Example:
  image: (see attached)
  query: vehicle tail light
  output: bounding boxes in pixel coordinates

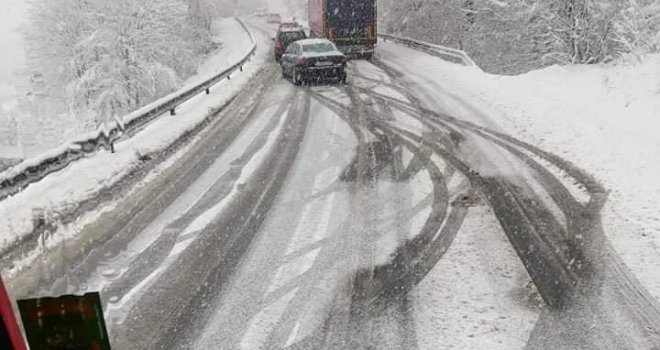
[296,57,308,66]
[340,56,347,64]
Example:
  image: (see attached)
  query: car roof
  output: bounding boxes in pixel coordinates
[293,39,343,57]
[295,39,334,45]
[279,27,304,33]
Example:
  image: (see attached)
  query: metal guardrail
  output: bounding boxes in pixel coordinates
[0,18,257,202]
[378,33,479,68]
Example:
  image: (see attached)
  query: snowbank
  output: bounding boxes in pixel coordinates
[472,55,660,301]
[0,18,266,255]
[383,42,660,301]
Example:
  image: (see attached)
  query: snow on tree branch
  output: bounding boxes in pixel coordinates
[23,0,218,129]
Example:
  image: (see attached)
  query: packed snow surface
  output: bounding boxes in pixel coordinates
[379,41,660,302]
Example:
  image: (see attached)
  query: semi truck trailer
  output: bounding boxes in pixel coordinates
[308,0,377,59]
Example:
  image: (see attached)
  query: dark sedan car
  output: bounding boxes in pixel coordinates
[280,39,347,85]
[273,27,306,62]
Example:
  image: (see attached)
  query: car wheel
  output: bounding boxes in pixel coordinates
[338,70,347,85]
[293,68,303,86]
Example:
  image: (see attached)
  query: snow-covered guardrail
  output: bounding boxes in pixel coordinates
[0,18,257,202]
[378,33,479,68]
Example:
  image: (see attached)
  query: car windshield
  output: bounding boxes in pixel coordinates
[278,31,305,45]
[2,0,660,349]
[302,42,335,53]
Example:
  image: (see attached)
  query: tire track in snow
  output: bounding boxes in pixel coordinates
[297,79,469,349]
[144,88,312,350]
[366,57,660,349]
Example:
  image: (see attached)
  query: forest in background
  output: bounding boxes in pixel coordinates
[21,0,222,132]
[379,0,660,74]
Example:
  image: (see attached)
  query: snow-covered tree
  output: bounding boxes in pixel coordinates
[380,0,544,73]
[612,0,660,61]
[23,0,96,103]
[380,0,465,48]
[67,0,189,123]
[23,0,217,128]
[381,0,660,72]
[533,0,624,64]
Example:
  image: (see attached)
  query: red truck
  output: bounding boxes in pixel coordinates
[308,0,377,59]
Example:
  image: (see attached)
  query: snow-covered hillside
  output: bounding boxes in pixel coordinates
[0,17,264,266]
[383,44,660,300]
[471,54,660,301]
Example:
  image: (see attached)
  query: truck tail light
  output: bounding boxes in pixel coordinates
[367,25,374,39]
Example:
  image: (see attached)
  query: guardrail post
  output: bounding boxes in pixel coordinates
[170,108,176,116]
[206,88,210,94]
[240,66,243,72]
[110,141,115,153]
[227,75,231,81]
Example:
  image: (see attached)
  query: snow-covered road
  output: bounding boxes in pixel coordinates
[2,15,660,350]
